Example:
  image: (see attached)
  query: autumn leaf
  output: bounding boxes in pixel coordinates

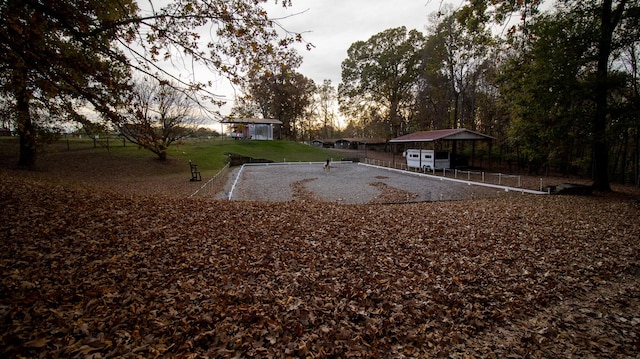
[1,158,640,358]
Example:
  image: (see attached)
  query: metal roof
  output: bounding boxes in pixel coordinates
[220,118,283,125]
[313,138,387,144]
[336,138,387,144]
[389,128,495,143]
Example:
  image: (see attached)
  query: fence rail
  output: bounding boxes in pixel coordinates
[363,158,535,191]
[188,162,230,198]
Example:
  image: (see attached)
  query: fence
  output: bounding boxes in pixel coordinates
[363,157,531,191]
[188,162,230,198]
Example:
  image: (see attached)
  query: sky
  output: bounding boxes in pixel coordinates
[264,0,448,87]
[210,0,459,117]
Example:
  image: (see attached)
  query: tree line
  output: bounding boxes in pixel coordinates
[231,1,639,189]
[1,0,297,166]
[2,1,638,190]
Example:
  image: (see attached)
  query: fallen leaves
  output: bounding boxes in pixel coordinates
[1,170,640,357]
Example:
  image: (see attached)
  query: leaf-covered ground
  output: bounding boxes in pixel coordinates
[1,164,640,358]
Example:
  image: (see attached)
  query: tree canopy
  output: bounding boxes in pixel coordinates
[459,0,640,189]
[1,0,135,165]
[1,0,297,166]
[119,78,199,160]
[498,8,596,174]
[339,27,425,139]
[233,49,312,139]
[3,0,639,188]
[336,0,639,188]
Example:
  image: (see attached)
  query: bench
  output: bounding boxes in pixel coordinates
[189,160,201,182]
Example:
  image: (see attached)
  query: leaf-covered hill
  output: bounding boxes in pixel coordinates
[1,169,639,357]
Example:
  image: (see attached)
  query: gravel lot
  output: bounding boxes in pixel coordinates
[217,162,520,204]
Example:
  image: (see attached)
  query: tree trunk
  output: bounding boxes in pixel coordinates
[592,0,625,191]
[620,128,629,183]
[15,68,36,167]
[592,3,610,190]
[390,98,401,138]
[636,128,640,187]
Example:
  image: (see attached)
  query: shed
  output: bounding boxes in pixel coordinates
[334,138,388,150]
[311,139,338,148]
[390,128,495,168]
[390,128,494,143]
[220,118,282,140]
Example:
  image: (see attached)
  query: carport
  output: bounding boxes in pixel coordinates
[389,128,495,169]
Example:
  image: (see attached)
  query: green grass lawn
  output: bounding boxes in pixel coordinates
[177,137,339,170]
[0,136,342,176]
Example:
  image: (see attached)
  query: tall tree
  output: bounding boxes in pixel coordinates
[626,44,640,186]
[428,9,493,130]
[317,80,338,139]
[1,0,135,166]
[413,18,452,131]
[119,79,199,160]
[0,0,297,166]
[462,0,640,190]
[498,8,596,174]
[339,27,425,138]
[307,79,338,139]
[243,50,312,139]
[590,0,635,190]
[608,38,640,184]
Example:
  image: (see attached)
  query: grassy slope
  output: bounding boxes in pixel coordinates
[0,136,338,174]
[0,136,344,198]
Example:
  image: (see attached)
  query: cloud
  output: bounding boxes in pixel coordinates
[202,0,443,116]
[271,0,437,86]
